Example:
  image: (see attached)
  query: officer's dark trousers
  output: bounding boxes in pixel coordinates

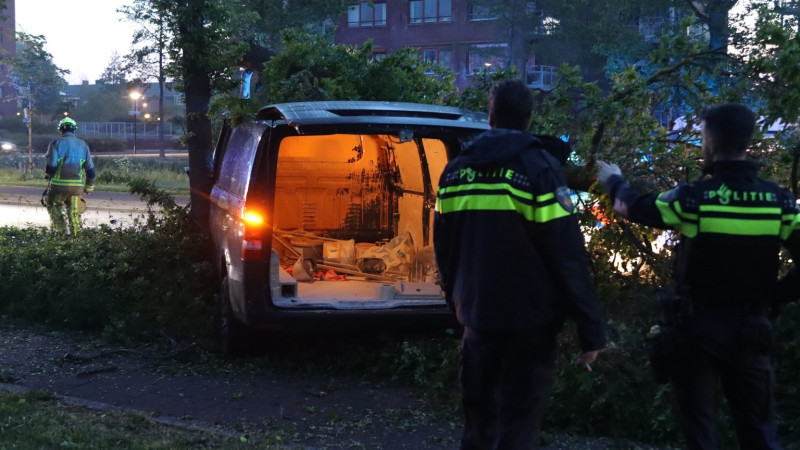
[460,326,558,450]
[668,316,781,450]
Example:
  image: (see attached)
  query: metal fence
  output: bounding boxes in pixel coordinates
[80,122,184,140]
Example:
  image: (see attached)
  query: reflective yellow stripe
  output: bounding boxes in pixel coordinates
[437,183,571,223]
[780,212,800,240]
[437,194,535,221]
[697,205,782,236]
[438,182,533,200]
[51,179,86,187]
[534,192,572,222]
[699,217,781,235]
[700,205,781,215]
[656,196,698,237]
[69,196,81,234]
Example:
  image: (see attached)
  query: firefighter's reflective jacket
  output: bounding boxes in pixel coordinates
[433,129,605,351]
[45,132,96,192]
[604,160,800,313]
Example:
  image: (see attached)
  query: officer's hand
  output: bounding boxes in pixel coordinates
[578,350,599,366]
[84,189,91,195]
[596,160,622,186]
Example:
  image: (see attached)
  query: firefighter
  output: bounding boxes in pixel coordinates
[434,80,605,449]
[44,117,96,234]
[596,103,800,449]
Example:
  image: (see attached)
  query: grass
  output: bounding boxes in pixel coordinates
[0,390,274,449]
[0,152,190,194]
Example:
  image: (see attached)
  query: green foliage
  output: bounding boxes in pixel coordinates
[2,3,800,446]
[83,136,127,153]
[0,390,257,449]
[227,0,348,54]
[212,33,453,129]
[0,153,190,193]
[214,31,457,125]
[5,32,69,118]
[532,0,678,81]
[70,80,134,123]
[0,179,214,344]
[445,68,520,112]
[773,304,800,444]
[372,330,462,403]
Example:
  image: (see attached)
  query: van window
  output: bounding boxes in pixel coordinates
[217,124,262,199]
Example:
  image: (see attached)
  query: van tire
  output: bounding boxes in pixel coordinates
[218,276,249,358]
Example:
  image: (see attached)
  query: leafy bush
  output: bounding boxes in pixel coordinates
[93,157,189,193]
[83,136,126,153]
[0,178,215,344]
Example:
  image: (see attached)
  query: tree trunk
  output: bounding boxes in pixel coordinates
[158,23,166,160]
[792,143,799,197]
[184,65,213,232]
[706,7,729,51]
[176,0,215,233]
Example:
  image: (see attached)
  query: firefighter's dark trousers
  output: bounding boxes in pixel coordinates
[459,326,558,450]
[46,185,85,235]
[668,316,781,450]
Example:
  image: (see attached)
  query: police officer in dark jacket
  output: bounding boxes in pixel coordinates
[597,103,800,450]
[434,80,606,449]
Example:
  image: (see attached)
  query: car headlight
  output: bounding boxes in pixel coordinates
[0,142,14,151]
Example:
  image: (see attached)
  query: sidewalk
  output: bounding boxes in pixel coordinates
[0,322,672,449]
[0,322,462,449]
[0,185,189,228]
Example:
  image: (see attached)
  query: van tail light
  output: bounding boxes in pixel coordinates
[242,210,265,260]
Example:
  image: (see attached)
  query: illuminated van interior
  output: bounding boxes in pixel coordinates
[269,133,449,308]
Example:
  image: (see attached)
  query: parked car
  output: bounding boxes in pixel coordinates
[209,100,488,355]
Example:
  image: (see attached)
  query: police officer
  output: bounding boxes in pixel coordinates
[44,117,96,234]
[597,103,800,449]
[434,80,605,449]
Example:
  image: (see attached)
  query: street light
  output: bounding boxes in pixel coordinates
[129,91,142,155]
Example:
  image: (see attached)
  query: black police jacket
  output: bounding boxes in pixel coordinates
[433,128,605,352]
[604,160,800,314]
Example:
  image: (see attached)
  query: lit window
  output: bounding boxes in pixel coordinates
[410,0,452,24]
[468,44,508,74]
[348,2,387,27]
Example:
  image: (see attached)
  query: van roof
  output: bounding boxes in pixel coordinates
[255,101,489,134]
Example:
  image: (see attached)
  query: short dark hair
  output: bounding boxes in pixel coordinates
[489,80,534,131]
[699,103,756,157]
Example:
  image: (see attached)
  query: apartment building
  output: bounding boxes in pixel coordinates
[334,0,553,90]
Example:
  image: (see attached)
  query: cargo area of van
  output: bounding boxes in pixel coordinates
[267,133,448,309]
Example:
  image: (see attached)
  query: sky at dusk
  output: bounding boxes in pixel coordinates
[16,0,137,85]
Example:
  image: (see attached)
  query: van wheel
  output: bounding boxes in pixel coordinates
[218,276,249,358]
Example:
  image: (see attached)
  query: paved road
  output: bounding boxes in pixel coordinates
[0,185,189,228]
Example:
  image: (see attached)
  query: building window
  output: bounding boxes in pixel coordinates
[421,48,452,72]
[410,0,452,24]
[348,2,387,27]
[468,44,508,74]
[469,5,494,21]
[525,65,557,91]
